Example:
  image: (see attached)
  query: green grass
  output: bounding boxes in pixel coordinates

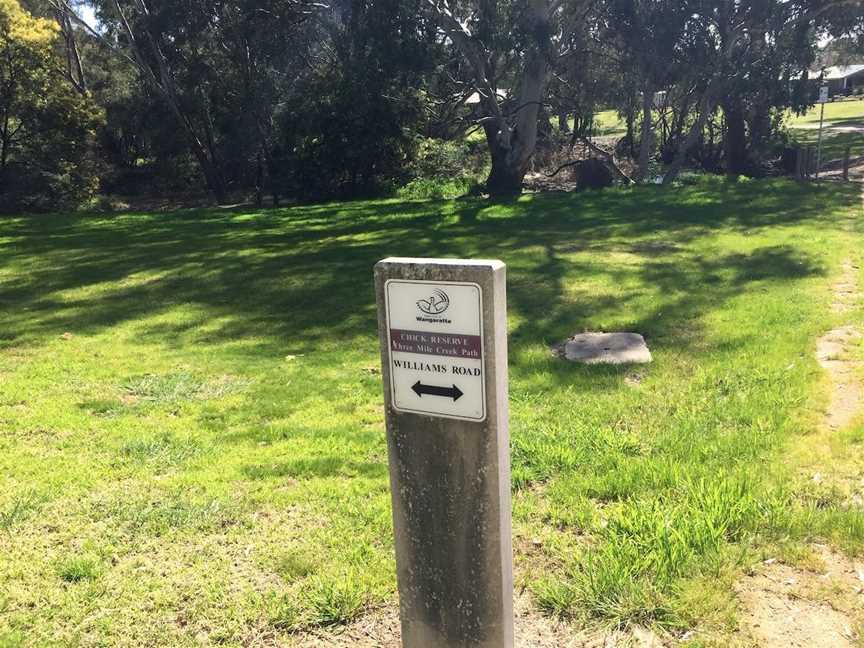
[787,98,864,163]
[0,177,862,645]
[594,108,628,137]
[788,97,864,125]
[558,109,628,138]
[56,556,101,583]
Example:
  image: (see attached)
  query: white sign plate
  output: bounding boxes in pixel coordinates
[818,85,829,104]
[384,279,486,421]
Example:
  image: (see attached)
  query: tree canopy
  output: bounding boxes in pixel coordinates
[1,0,102,209]
[0,0,862,210]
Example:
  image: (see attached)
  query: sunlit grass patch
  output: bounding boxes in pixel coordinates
[273,550,316,582]
[122,371,250,404]
[56,555,101,583]
[266,592,304,630]
[79,397,125,417]
[786,98,864,162]
[533,477,759,623]
[118,433,204,470]
[89,488,241,538]
[0,178,861,643]
[0,492,42,533]
[0,630,25,648]
[788,98,864,125]
[304,572,368,626]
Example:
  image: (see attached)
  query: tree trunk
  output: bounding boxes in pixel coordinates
[625,105,636,158]
[483,123,528,196]
[481,0,548,197]
[486,156,528,196]
[102,0,229,203]
[745,23,771,174]
[55,8,87,93]
[723,98,747,177]
[0,109,9,191]
[1,110,8,171]
[255,151,264,207]
[662,80,721,186]
[558,112,570,133]
[637,80,654,182]
[188,139,227,203]
[481,115,536,197]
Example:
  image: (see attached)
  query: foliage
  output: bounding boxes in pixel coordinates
[397,137,486,199]
[0,0,859,202]
[0,0,102,211]
[275,0,434,200]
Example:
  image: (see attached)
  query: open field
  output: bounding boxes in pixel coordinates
[594,109,628,137]
[787,98,864,164]
[1,178,863,646]
[789,97,864,126]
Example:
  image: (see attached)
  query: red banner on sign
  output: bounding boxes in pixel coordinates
[390,329,482,359]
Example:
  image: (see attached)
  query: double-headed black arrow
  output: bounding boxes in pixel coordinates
[412,381,464,401]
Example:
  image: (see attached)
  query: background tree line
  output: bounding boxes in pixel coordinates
[1,0,862,211]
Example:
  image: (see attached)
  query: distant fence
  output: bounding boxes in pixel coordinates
[789,145,862,181]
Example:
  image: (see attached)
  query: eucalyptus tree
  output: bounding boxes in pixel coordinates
[600,0,691,181]
[0,0,102,209]
[51,0,318,202]
[660,0,864,183]
[426,0,593,195]
[276,0,437,199]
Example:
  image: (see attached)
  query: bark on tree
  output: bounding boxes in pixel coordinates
[662,78,723,186]
[125,0,227,202]
[55,8,87,94]
[625,105,636,158]
[480,0,550,195]
[723,98,748,177]
[637,80,654,182]
[428,0,557,196]
[52,0,228,203]
[558,111,570,133]
[1,111,9,172]
[662,5,752,187]
[0,111,9,190]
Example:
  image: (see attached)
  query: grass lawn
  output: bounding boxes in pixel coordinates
[787,98,864,163]
[788,97,864,126]
[594,109,628,137]
[1,178,863,646]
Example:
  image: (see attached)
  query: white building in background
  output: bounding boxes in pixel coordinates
[811,64,864,97]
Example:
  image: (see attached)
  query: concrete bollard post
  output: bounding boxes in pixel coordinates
[374,258,513,648]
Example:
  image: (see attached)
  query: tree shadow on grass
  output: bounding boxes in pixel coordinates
[0,179,855,361]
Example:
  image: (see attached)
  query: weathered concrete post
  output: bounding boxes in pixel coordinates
[374,258,513,648]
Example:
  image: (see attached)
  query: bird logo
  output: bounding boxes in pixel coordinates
[416,289,450,315]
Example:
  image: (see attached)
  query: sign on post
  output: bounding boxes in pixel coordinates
[818,85,829,104]
[385,279,485,421]
[375,258,513,648]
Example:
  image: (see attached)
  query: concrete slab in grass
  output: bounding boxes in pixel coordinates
[560,332,652,365]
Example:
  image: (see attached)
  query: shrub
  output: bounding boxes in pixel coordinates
[398,138,487,199]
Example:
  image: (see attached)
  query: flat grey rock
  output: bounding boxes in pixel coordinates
[562,332,652,365]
